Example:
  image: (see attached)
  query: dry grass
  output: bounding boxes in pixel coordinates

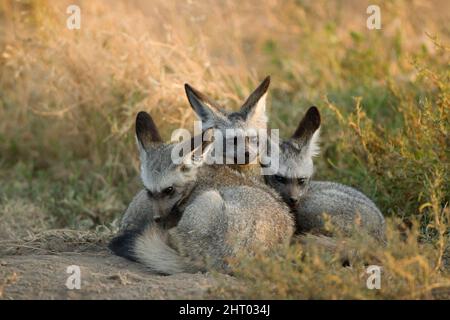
[211,197,450,299]
[0,198,50,240]
[0,0,449,299]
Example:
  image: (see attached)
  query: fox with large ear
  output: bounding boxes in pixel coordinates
[121,111,214,231]
[184,77,271,170]
[111,110,295,274]
[264,106,321,208]
[264,106,385,241]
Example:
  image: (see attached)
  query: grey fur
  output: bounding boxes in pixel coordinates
[117,92,386,276]
[114,111,294,274]
[132,163,294,274]
[265,107,386,240]
[297,181,385,241]
[120,189,154,231]
[185,77,270,178]
[120,78,272,231]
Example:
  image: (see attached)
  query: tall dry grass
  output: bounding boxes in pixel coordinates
[0,0,449,298]
[1,0,447,172]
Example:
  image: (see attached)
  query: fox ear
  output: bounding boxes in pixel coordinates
[181,128,215,168]
[135,111,162,150]
[240,76,270,127]
[291,106,321,157]
[185,84,223,129]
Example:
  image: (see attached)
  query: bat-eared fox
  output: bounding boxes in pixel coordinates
[110,76,385,274]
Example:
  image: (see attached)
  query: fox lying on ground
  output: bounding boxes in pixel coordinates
[173,81,386,239]
[263,106,385,240]
[112,78,385,274]
[109,111,294,274]
[120,105,384,241]
[120,77,271,231]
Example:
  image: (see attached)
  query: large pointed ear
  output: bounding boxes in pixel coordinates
[135,111,162,151]
[240,76,270,126]
[185,84,223,129]
[291,106,321,156]
[180,128,215,168]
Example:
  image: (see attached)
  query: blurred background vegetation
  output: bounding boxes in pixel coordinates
[0,0,449,298]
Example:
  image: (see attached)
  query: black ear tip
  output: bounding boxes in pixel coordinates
[136,111,155,128]
[136,112,147,135]
[136,111,154,132]
[185,83,199,95]
[184,83,201,101]
[136,111,151,123]
[261,75,271,90]
[291,106,321,139]
[307,106,321,125]
[135,111,162,144]
[137,110,148,117]
[184,83,196,98]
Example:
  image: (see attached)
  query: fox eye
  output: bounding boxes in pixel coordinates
[274,175,286,183]
[163,186,174,196]
[298,177,306,185]
[146,189,154,198]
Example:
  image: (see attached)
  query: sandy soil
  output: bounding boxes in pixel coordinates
[0,230,232,300]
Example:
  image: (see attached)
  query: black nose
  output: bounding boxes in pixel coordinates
[154,217,161,223]
[288,197,299,206]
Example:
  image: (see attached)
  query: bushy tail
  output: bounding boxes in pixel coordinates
[109,225,201,275]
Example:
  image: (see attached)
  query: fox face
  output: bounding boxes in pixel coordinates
[184,77,270,165]
[264,107,321,208]
[135,111,213,226]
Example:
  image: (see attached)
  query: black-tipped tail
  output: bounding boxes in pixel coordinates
[108,230,140,262]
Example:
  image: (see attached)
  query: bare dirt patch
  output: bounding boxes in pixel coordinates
[0,230,232,300]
